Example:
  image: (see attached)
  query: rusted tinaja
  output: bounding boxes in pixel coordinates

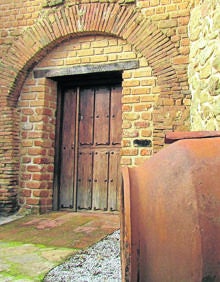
[121,131,220,282]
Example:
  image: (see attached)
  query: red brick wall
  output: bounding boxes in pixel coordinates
[0,0,193,214]
[19,77,57,213]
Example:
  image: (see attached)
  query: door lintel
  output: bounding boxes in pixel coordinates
[33,60,139,79]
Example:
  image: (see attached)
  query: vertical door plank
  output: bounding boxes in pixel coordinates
[93,150,109,210]
[94,88,110,145]
[108,149,121,211]
[79,88,94,145]
[53,87,62,210]
[60,89,76,208]
[110,86,122,146]
[77,151,93,210]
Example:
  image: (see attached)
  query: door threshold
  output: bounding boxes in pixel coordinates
[59,208,119,214]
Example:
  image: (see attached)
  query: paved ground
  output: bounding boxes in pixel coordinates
[0,211,120,282]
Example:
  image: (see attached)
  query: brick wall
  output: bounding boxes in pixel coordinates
[0,0,193,214]
[19,36,158,212]
[19,77,57,213]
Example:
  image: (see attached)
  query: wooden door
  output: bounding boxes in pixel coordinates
[58,84,122,212]
[59,89,77,209]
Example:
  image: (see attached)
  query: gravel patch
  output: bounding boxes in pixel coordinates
[44,230,121,282]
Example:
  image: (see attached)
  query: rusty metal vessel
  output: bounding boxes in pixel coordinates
[121,131,220,282]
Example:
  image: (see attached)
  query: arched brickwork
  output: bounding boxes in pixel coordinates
[0,3,181,103]
[0,2,190,214]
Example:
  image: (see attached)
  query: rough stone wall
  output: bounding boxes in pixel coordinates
[189,0,220,130]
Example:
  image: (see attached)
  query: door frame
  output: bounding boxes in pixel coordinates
[52,71,122,211]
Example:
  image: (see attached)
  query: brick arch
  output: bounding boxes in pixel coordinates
[0,2,181,105]
[0,2,191,215]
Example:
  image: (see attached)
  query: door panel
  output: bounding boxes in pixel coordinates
[111,86,122,145]
[108,149,121,211]
[59,89,77,208]
[93,150,109,210]
[77,150,93,209]
[94,88,110,146]
[79,88,94,145]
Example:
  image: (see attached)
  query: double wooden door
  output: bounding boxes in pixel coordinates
[58,84,122,212]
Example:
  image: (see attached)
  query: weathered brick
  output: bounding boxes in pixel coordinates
[33,174,51,181]
[21,189,31,197]
[122,88,131,95]
[150,0,160,6]
[122,121,132,129]
[134,121,150,128]
[26,182,42,189]
[22,108,34,115]
[26,198,40,205]
[34,140,53,147]
[118,52,137,60]
[33,157,50,164]
[28,148,46,156]
[123,112,140,120]
[122,105,132,112]
[134,104,153,111]
[159,19,178,28]
[122,80,140,87]
[66,57,81,65]
[0,1,191,215]
[121,148,138,156]
[179,46,190,55]
[173,55,189,64]
[141,112,152,120]
[141,129,153,137]
[151,13,169,21]
[140,95,157,102]
[122,140,131,147]
[140,148,152,156]
[123,129,139,138]
[33,190,49,197]
[91,40,108,48]
[141,79,156,86]
[22,140,33,147]
[156,6,166,14]
[133,68,152,77]
[178,16,190,25]
[90,55,108,63]
[77,49,94,56]
[144,8,156,17]
[104,46,122,53]
[177,26,188,34]
[22,157,31,163]
[21,173,31,180]
[20,93,36,100]
[35,108,53,116]
[166,4,177,12]
[122,96,140,103]
[27,165,44,172]
[132,88,151,95]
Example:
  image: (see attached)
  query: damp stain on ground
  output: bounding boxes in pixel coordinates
[0,211,120,281]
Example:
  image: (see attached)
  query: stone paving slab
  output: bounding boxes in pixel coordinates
[0,211,120,281]
[0,241,74,281]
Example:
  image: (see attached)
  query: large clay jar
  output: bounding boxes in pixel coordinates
[121,132,220,282]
